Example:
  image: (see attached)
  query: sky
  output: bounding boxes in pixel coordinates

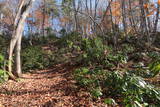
[14,0,160,34]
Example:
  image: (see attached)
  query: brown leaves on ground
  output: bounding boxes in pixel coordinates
[0,63,106,107]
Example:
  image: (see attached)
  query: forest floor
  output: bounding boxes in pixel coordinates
[0,63,105,107]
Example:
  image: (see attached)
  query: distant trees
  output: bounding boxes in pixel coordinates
[26,0,58,37]
[1,0,159,41]
[0,1,15,36]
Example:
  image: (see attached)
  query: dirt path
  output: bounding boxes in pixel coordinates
[0,63,104,107]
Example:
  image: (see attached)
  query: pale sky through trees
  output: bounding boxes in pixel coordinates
[1,0,160,34]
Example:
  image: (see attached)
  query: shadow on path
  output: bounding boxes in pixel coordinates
[0,63,97,107]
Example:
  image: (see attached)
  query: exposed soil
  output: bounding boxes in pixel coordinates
[0,63,105,107]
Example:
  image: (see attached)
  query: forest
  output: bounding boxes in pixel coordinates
[0,0,160,106]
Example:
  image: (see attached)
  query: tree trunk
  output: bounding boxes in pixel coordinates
[72,0,78,31]
[15,28,23,77]
[153,3,160,33]
[8,0,35,78]
[42,0,46,37]
[152,2,160,44]
[121,0,127,34]
[128,0,137,33]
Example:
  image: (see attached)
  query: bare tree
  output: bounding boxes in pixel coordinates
[8,0,36,78]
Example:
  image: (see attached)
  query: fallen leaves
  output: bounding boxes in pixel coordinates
[0,63,106,107]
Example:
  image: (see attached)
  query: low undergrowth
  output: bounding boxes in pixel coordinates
[21,46,53,72]
[1,33,159,106]
[0,54,8,83]
[74,67,160,106]
[60,34,160,106]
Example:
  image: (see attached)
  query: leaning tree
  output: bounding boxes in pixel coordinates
[8,0,36,78]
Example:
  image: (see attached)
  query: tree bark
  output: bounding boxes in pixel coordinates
[121,0,127,34]
[128,0,137,33]
[72,0,78,31]
[153,3,160,33]
[42,0,46,37]
[15,27,23,77]
[152,2,160,44]
[8,0,35,78]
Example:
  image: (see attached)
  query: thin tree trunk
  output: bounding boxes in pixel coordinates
[15,32,22,77]
[90,0,92,16]
[128,0,137,33]
[139,0,148,34]
[72,0,78,31]
[153,3,160,33]
[152,2,160,44]
[121,0,127,34]
[42,0,46,37]
[93,0,99,33]
[109,1,117,47]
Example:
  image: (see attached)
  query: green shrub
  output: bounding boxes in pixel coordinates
[57,31,81,47]
[63,35,128,68]
[104,98,118,106]
[105,71,160,106]
[21,46,51,72]
[76,37,127,68]
[0,54,8,83]
[74,67,108,98]
[74,68,160,106]
[80,37,106,65]
[149,61,160,77]
[0,54,4,65]
[147,51,160,60]
[0,35,8,54]
[128,60,160,78]
[121,44,135,54]
[104,51,128,68]
[0,69,8,83]
[52,48,72,64]
[57,33,128,68]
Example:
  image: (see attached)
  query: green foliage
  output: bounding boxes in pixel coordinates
[57,31,81,47]
[0,69,8,83]
[62,34,128,68]
[60,28,67,36]
[0,54,8,83]
[82,38,127,68]
[105,71,160,106]
[67,36,128,67]
[104,51,128,68]
[21,46,51,72]
[74,67,92,86]
[74,67,107,98]
[57,33,128,68]
[74,67,160,106]
[52,48,72,64]
[61,0,72,15]
[121,44,135,54]
[0,53,4,63]
[128,60,160,78]
[46,33,59,42]
[149,61,160,77]
[91,87,103,98]
[0,36,5,49]
[0,35,8,54]
[104,98,117,106]
[147,51,160,60]
[80,37,105,64]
